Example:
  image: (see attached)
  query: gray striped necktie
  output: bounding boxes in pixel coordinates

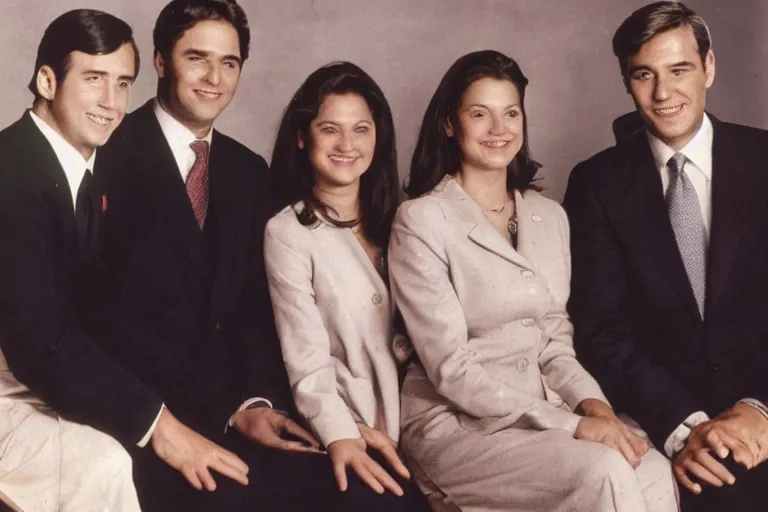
[666,153,707,317]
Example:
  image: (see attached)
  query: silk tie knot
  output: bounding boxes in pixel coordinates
[667,153,688,175]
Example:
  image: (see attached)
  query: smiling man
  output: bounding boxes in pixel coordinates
[84,1,361,511]
[0,9,158,512]
[564,2,768,511]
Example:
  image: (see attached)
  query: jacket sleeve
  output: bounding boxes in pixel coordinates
[388,202,582,433]
[563,160,704,448]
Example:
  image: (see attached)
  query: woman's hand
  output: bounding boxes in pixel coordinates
[327,436,404,496]
[357,424,411,480]
[575,399,650,467]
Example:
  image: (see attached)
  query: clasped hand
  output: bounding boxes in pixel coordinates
[575,399,650,468]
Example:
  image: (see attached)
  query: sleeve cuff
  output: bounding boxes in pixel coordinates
[663,410,709,457]
[137,404,165,448]
[737,398,768,422]
[224,397,273,433]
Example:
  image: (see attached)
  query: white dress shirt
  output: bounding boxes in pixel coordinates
[153,99,213,180]
[29,111,95,210]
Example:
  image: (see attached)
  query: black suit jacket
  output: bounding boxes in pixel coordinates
[0,112,162,445]
[564,117,768,450]
[87,101,292,429]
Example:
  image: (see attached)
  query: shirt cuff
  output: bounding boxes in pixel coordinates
[737,398,768,422]
[224,397,273,433]
[137,404,165,448]
[663,410,710,457]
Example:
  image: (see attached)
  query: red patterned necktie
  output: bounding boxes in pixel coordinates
[187,140,210,229]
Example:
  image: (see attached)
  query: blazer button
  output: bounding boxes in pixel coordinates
[215,322,223,331]
[521,270,535,281]
[531,214,542,223]
[521,318,535,327]
[517,358,530,372]
[372,293,382,305]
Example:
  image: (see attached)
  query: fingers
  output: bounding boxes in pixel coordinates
[377,444,411,480]
[198,467,218,492]
[354,457,404,496]
[673,463,702,495]
[702,429,730,460]
[278,440,326,455]
[332,458,350,492]
[717,430,756,469]
[180,465,204,491]
[282,419,322,449]
[692,451,735,485]
[614,435,641,468]
[209,452,249,486]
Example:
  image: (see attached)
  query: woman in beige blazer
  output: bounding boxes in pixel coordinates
[265,62,429,512]
[388,50,679,512]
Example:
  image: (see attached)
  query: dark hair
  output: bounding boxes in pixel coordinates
[29,9,139,101]
[153,0,250,63]
[405,50,541,199]
[613,1,711,78]
[270,61,399,250]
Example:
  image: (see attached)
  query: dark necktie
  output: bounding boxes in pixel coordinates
[75,168,93,255]
[666,153,707,317]
[187,140,210,229]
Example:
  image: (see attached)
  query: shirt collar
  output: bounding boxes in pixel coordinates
[647,114,713,179]
[28,110,95,205]
[153,98,213,152]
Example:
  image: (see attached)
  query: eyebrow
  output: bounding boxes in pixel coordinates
[315,119,373,126]
[183,48,242,66]
[83,69,136,82]
[466,103,520,109]
[629,61,695,73]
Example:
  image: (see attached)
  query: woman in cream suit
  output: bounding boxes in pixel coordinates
[264,62,429,511]
[388,50,679,512]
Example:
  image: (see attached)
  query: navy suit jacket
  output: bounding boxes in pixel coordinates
[564,117,768,449]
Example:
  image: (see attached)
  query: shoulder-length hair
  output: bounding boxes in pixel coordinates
[406,50,541,198]
[270,61,399,250]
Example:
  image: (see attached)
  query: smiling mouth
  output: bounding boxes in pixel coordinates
[195,89,221,100]
[481,140,510,148]
[329,155,358,165]
[86,113,112,126]
[653,105,683,117]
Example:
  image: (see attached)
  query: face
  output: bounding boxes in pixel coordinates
[156,19,242,137]
[35,43,136,160]
[300,92,376,192]
[446,77,524,175]
[626,25,715,150]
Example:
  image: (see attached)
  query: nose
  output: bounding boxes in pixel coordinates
[653,74,671,102]
[205,62,221,86]
[99,82,118,110]
[336,131,353,152]
[489,113,505,135]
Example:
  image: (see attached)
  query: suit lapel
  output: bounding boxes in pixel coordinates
[619,134,703,330]
[132,103,209,282]
[433,177,533,270]
[707,121,752,313]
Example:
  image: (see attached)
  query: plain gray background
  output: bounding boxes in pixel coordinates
[1,1,764,200]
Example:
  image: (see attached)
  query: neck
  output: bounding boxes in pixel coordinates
[157,96,212,140]
[32,102,94,160]
[314,182,360,222]
[456,168,509,209]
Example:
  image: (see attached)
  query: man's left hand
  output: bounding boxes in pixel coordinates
[232,408,325,454]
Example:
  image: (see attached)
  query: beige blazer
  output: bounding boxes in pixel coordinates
[389,176,608,435]
[264,204,405,447]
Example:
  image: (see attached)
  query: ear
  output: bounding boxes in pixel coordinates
[154,51,166,79]
[704,50,716,89]
[297,133,305,150]
[444,118,454,138]
[35,65,57,101]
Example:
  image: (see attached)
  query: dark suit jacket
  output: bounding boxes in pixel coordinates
[0,112,162,445]
[86,100,292,429]
[564,117,768,450]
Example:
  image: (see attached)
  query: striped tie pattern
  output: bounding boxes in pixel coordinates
[187,140,210,229]
[666,153,707,317]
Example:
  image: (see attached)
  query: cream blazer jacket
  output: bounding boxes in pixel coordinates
[389,176,608,434]
[264,205,405,447]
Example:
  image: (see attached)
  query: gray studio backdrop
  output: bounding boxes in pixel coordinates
[1,0,765,201]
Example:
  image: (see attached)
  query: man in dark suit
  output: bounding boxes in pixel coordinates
[0,10,160,511]
[86,1,374,510]
[564,2,768,510]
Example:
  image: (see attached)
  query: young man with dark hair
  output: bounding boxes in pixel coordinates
[565,2,768,510]
[0,9,150,512]
[88,1,403,510]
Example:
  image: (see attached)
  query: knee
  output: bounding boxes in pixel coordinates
[82,431,134,481]
[576,445,636,488]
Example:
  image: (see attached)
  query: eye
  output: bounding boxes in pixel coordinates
[188,55,204,63]
[223,61,239,70]
[320,126,338,134]
[355,125,370,134]
[631,70,652,81]
[470,111,485,119]
[86,75,102,83]
[671,68,688,76]
[118,80,132,90]
[505,110,520,118]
